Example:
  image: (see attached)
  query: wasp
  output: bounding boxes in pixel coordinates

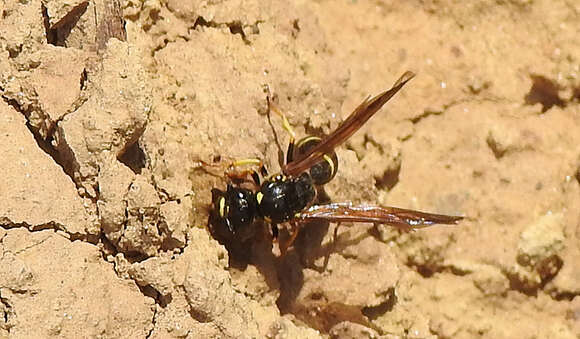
[208,71,462,254]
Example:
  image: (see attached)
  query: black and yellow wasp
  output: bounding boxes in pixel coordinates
[208,72,462,253]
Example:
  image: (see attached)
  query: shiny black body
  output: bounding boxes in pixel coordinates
[210,133,333,239]
[210,172,317,238]
[258,173,316,223]
[211,185,257,233]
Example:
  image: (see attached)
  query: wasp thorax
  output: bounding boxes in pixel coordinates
[257,172,316,223]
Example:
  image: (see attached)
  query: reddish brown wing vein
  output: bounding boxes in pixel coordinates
[282,71,416,176]
[298,202,463,231]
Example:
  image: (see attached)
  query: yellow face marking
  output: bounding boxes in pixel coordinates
[256,192,264,204]
[218,197,226,217]
[323,154,336,175]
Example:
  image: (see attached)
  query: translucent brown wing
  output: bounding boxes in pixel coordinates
[297,202,463,231]
[282,71,415,177]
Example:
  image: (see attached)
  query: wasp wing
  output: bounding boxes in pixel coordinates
[283,71,415,176]
[297,202,463,231]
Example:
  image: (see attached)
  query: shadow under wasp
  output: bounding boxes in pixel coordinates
[206,71,463,255]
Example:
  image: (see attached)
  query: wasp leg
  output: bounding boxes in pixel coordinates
[271,223,279,241]
[280,221,301,255]
[333,222,342,245]
[267,97,297,165]
[226,158,269,187]
[193,158,227,177]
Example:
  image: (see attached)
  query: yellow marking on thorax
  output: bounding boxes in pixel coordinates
[266,173,286,182]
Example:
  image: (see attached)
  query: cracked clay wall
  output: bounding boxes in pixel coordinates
[0,0,579,338]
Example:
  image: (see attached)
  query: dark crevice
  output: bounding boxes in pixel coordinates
[2,80,99,203]
[414,264,444,278]
[447,266,472,277]
[573,86,580,102]
[137,284,160,303]
[535,255,563,286]
[109,237,151,264]
[192,15,210,29]
[2,95,26,116]
[141,6,161,33]
[6,43,22,58]
[405,256,450,278]
[118,141,147,174]
[41,4,56,46]
[0,292,12,332]
[192,16,261,45]
[157,292,172,308]
[506,272,538,297]
[119,250,151,264]
[80,68,88,90]
[2,94,79,189]
[135,284,172,309]
[291,19,300,38]
[410,109,443,124]
[28,122,62,165]
[145,306,157,339]
[486,133,505,159]
[70,231,97,243]
[505,255,563,297]
[410,99,468,125]
[361,288,397,320]
[375,161,401,191]
[553,291,580,301]
[0,218,92,245]
[227,21,250,44]
[98,233,120,260]
[524,74,565,113]
[407,258,481,279]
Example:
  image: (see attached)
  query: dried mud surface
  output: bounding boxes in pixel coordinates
[1,0,579,338]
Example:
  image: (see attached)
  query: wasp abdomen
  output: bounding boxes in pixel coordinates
[294,136,338,185]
